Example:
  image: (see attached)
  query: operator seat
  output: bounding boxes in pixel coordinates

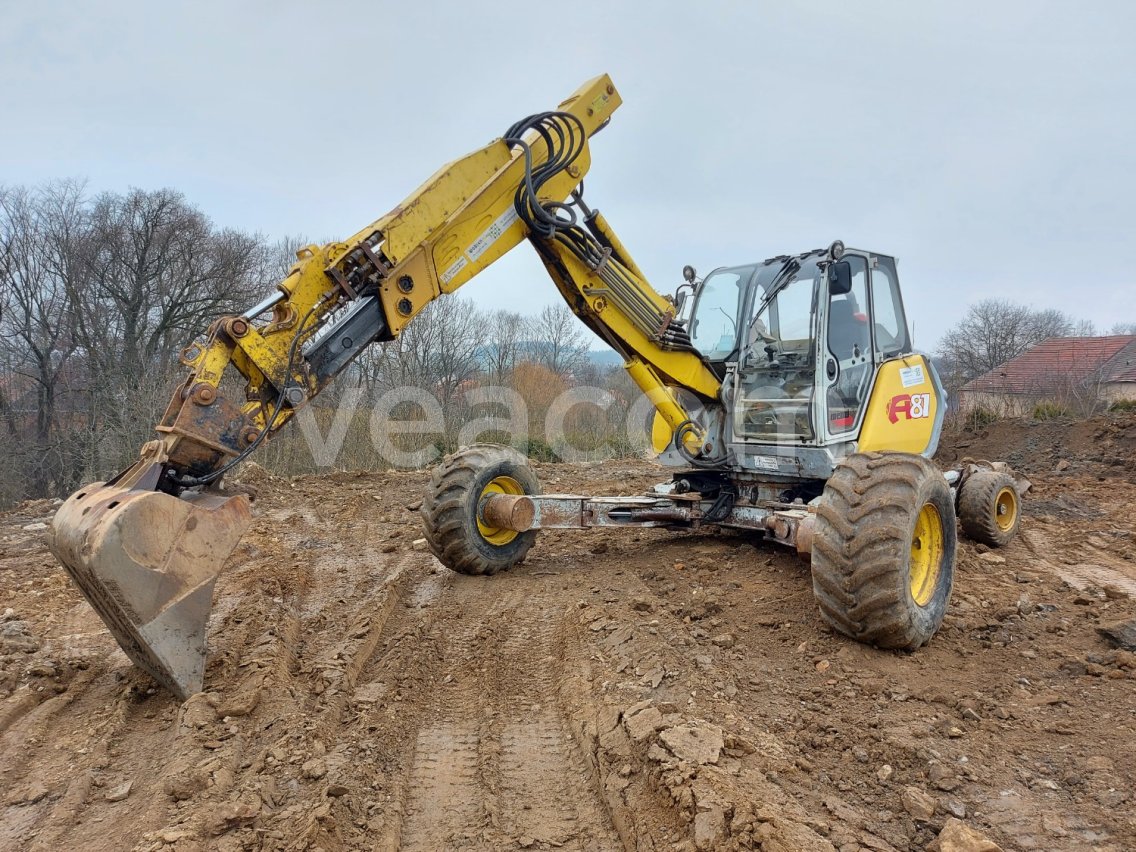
[828,298,869,360]
[826,297,872,424]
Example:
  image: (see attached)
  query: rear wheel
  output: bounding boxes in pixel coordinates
[811,452,957,650]
[421,443,541,576]
[958,470,1020,547]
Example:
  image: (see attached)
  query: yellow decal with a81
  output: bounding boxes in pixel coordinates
[857,354,939,455]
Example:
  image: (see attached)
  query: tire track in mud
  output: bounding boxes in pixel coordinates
[482,595,617,850]
[0,610,134,783]
[400,724,484,852]
[370,573,624,852]
[7,457,1136,851]
[23,684,145,852]
[0,670,99,788]
[1022,522,1136,597]
[0,664,179,850]
[496,714,613,849]
[5,506,322,849]
[120,506,331,844]
[0,541,179,850]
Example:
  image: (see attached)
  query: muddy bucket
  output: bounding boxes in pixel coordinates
[47,476,251,700]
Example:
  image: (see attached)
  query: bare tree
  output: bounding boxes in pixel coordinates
[525,304,591,377]
[937,299,1075,387]
[78,188,261,381]
[0,178,655,501]
[430,297,488,408]
[366,296,485,401]
[259,234,311,284]
[485,309,525,382]
[0,182,86,496]
[72,188,262,464]
[1110,322,1136,335]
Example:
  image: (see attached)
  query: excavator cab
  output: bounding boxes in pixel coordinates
[684,241,935,471]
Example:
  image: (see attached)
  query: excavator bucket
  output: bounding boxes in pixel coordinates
[47,469,251,701]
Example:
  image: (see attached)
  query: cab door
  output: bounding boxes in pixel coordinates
[732,271,820,445]
[822,254,874,439]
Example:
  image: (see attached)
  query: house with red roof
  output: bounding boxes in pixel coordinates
[958,336,1136,415]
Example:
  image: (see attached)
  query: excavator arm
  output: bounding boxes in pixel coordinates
[47,74,722,699]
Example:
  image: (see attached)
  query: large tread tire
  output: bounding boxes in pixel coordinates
[421,443,541,576]
[958,470,1020,547]
[811,452,957,650]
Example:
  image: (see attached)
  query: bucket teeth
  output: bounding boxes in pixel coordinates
[47,483,252,700]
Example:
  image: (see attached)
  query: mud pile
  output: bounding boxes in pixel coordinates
[937,411,1136,480]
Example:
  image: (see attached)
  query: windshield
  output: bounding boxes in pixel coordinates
[734,257,822,443]
[747,258,821,354]
[689,265,754,359]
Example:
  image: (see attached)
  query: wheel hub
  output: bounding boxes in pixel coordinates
[477,475,525,545]
[994,486,1018,532]
[909,503,944,607]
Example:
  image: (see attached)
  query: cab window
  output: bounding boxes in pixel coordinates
[826,255,871,434]
[691,268,749,359]
[826,257,869,362]
[751,276,814,348]
[869,257,909,357]
[735,269,819,443]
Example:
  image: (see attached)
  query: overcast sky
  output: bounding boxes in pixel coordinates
[2,1,1133,350]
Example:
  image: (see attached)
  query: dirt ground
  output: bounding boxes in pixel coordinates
[2,414,1135,852]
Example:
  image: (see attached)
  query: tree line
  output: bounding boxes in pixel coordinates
[0,181,618,506]
[934,300,1136,422]
[8,180,1127,507]
[935,299,1135,392]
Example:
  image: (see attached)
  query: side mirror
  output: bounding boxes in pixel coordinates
[673,290,687,315]
[682,264,697,283]
[828,260,853,295]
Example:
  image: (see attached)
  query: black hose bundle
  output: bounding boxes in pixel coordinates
[503,111,588,239]
[503,113,694,352]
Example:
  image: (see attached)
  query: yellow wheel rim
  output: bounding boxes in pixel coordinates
[909,503,944,607]
[476,475,525,546]
[994,486,1018,532]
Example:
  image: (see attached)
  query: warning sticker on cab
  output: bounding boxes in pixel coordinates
[899,364,926,388]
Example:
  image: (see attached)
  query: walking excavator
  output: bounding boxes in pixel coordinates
[47,74,1024,700]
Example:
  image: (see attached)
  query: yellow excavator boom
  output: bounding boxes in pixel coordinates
[47,74,721,699]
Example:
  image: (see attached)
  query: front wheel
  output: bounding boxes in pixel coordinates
[421,443,541,576]
[810,452,957,650]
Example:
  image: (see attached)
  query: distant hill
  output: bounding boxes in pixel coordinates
[587,348,623,368]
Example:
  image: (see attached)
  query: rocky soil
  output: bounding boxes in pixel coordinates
[1,414,1134,851]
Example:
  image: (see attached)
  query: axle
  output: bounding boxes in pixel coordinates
[479,490,816,556]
